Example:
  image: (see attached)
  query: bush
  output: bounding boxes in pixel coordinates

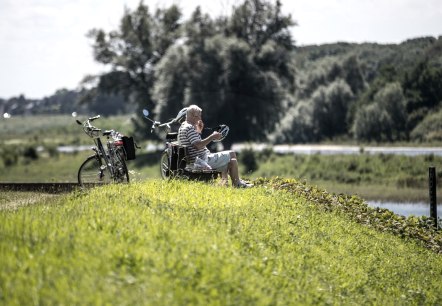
[44,144,60,158]
[410,108,442,141]
[0,145,19,167]
[239,149,258,173]
[23,146,38,160]
[353,82,407,141]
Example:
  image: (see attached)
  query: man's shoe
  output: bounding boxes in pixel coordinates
[235,179,253,188]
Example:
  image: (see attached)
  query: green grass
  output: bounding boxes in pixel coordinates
[249,152,441,187]
[1,180,441,305]
[0,191,59,211]
[0,152,90,182]
[0,151,160,183]
[0,114,134,145]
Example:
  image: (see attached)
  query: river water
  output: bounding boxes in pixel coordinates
[232,144,442,156]
[58,143,442,156]
[367,201,441,218]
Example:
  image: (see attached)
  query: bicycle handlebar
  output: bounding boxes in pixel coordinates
[77,115,104,138]
[144,114,174,133]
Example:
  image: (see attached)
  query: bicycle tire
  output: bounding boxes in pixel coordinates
[78,155,112,187]
[160,151,171,179]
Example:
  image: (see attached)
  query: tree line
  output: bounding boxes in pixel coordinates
[2,0,442,145]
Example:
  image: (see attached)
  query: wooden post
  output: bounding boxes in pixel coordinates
[428,167,438,229]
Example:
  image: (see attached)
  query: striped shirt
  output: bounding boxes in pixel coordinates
[178,122,210,163]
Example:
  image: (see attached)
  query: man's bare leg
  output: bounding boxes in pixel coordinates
[220,170,229,186]
[228,159,240,186]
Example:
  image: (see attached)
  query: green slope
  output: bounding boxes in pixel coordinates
[1,179,441,305]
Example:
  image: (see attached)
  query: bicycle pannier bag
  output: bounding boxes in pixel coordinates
[122,136,136,160]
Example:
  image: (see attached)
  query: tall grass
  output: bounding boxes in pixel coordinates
[1,180,441,305]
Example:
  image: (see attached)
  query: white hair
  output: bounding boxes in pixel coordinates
[186,104,202,119]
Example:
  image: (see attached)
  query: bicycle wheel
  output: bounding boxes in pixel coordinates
[113,149,129,183]
[78,155,112,187]
[160,151,171,179]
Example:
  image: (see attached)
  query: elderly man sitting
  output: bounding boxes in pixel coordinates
[177,104,252,188]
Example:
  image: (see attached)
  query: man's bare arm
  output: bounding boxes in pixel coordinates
[193,132,221,150]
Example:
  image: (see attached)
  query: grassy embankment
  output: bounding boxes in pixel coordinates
[1,179,441,305]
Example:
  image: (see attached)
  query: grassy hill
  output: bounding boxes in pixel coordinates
[1,179,441,305]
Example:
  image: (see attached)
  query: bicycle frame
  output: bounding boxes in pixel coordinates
[76,115,130,186]
[92,137,116,178]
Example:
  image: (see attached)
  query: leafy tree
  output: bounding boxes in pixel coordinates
[227,0,294,51]
[152,45,188,122]
[353,82,407,141]
[311,79,354,139]
[353,103,392,142]
[153,0,296,146]
[403,59,442,131]
[268,99,315,143]
[84,2,182,137]
[410,108,442,142]
[375,82,407,137]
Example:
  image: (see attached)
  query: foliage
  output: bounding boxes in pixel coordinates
[272,37,442,144]
[411,108,442,141]
[152,0,296,146]
[404,58,442,131]
[311,79,354,139]
[0,144,19,167]
[268,99,315,143]
[0,144,40,169]
[272,53,365,143]
[85,2,182,140]
[1,180,442,305]
[353,82,407,141]
[238,148,258,173]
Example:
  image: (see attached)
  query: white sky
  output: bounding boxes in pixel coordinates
[0,0,441,99]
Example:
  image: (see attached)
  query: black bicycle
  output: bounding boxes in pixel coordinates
[76,115,136,187]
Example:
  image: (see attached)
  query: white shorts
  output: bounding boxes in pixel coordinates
[206,151,231,171]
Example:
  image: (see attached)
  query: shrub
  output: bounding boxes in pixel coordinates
[239,148,258,173]
[0,145,19,167]
[410,108,442,141]
[22,146,38,160]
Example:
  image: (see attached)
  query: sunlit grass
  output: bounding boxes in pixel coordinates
[0,191,59,211]
[1,180,441,305]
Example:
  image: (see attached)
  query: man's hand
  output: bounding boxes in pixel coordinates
[192,131,222,150]
[195,120,204,134]
[211,131,222,141]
